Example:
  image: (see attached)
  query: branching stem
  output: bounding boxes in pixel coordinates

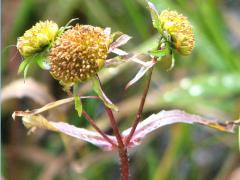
[125,66,154,145]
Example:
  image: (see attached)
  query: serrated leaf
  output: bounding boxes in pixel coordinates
[92,77,118,111]
[73,84,82,117]
[147,1,160,29]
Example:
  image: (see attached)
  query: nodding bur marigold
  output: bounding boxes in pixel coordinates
[17,20,59,57]
[49,24,110,83]
[159,10,195,55]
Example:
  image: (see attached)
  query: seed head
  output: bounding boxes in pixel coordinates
[17,20,59,57]
[159,10,195,55]
[49,24,110,83]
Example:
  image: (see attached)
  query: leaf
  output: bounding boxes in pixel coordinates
[18,114,116,151]
[73,84,82,117]
[122,110,239,148]
[109,34,132,53]
[149,48,171,59]
[146,1,160,29]
[12,97,74,120]
[23,62,31,79]
[125,62,154,89]
[92,77,118,111]
[18,58,31,74]
[1,78,54,105]
[166,54,175,71]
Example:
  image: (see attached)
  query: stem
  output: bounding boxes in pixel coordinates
[82,110,117,147]
[105,107,129,180]
[125,66,154,145]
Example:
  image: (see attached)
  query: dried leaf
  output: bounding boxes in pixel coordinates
[52,122,116,151]
[122,110,239,148]
[109,34,132,53]
[17,114,116,151]
[92,77,118,111]
[125,63,154,89]
[1,78,54,105]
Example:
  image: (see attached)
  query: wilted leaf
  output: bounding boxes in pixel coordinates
[109,34,132,53]
[92,77,118,111]
[1,78,54,105]
[122,110,239,148]
[125,64,154,90]
[17,114,116,151]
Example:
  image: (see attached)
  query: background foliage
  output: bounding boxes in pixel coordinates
[2,0,240,179]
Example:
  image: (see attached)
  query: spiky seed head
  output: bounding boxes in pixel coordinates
[159,10,195,55]
[49,24,110,83]
[17,20,59,57]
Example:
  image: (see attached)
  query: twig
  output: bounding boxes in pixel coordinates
[125,66,154,145]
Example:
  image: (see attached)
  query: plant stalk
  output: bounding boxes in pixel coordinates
[105,107,129,180]
[82,110,117,147]
[125,66,153,145]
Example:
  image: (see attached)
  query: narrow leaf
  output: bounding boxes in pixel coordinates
[18,114,116,151]
[122,110,239,148]
[109,34,132,53]
[23,63,31,80]
[18,58,30,74]
[92,77,118,111]
[147,1,160,29]
[125,62,154,89]
[73,84,82,117]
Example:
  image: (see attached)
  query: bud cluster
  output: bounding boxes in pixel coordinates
[159,10,194,55]
[17,20,59,57]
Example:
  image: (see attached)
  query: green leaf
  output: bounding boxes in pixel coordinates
[149,48,171,59]
[36,54,50,70]
[23,62,31,79]
[147,1,160,29]
[73,84,82,117]
[92,77,118,111]
[18,58,31,74]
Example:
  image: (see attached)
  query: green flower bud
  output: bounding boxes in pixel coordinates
[17,20,59,57]
[159,10,195,55]
[49,24,111,83]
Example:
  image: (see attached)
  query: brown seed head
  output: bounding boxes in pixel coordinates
[49,24,110,83]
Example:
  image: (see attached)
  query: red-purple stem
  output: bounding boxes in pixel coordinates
[125,67,153,145]
[105,107,129,180]
[82,110,117,147]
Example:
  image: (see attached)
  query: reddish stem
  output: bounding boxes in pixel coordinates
[105,107,129,180]
[82,110,117,147]
[125,67,153,145]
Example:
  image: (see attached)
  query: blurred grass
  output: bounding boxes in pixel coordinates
[2,0,240,179]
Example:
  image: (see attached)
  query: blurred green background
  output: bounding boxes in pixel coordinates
[1,0,240,179]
